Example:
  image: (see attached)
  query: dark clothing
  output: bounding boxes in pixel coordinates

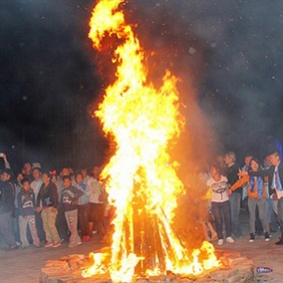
[0,212,16,246]
[211,200,232,239]
[0,181,15,214]
[89,203,105,236]
[37,182,58,209]
[249,164,281,196]
[61,186,83,212]
[78,203,90,237]
[17,189,36,217]
[23,174,34,183]
[226,163,242,195]
[226,163,242,237]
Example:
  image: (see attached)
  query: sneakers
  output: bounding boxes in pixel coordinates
[44,241,53,248]
[82,235,91,242]
[264,232,270,242]
[249,233,255,243]
[68,242,77,248]
[226,236,235,243]
[275,238,283,245]
[5,245,19,251]
[52,241,61,248]
[217,239,224,245]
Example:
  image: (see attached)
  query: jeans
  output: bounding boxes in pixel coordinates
[0,211,16,247]
[35,210,46,241]
[211,200,232,240]
[277,197,283,235]
[56,206,69,241]
[229,192,242,237]
[78,203,90,237]
[248,197,268,234]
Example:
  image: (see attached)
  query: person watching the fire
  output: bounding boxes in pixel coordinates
[74,171,91,242]
[206,164,234,245]
[17,178,41,248]
[87,166,106,238]
[240,150,283,245]
[230,157,270,242]
[60,175,83,248]
[36,172,61,248]
[224,151,243,238]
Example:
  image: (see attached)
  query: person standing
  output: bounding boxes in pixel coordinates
[36,172,61,248]
[0,169,17,250]
[224,151,243,238]
[244,150,283,245]
[206,165,234,245]
[55,167,72,242]
[17,178,40,248]
[231,158,270,242]
[61,175,83,248]
[87,166,105,237]
[30,167,45,241]
[74,172,91,242]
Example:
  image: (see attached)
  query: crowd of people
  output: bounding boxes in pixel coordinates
[0,153,113,250]
[0,146,282,251]
[195,149,282,246]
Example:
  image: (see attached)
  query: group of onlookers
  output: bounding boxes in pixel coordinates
[0,147,283,251]
[201,149,282,246]
[0,154,112,250]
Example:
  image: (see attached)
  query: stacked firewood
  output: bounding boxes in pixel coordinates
[39,251,254,283]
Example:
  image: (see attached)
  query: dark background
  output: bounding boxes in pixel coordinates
[1,0,283,173]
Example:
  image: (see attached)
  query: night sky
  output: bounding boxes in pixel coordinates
[1,0,283,172]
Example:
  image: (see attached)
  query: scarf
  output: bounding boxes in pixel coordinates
[273,168,283,191]
[250,176,263,197]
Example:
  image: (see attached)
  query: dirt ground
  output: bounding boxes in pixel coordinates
[0,209,282,283]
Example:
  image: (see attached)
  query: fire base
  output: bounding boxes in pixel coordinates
[39,250,254,283]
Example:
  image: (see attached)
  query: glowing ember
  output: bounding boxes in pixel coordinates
[82,0,221,282]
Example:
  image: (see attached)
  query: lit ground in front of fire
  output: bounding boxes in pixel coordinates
[0,208,282,283]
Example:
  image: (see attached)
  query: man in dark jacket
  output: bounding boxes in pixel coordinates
[224,151,243,238]
[247,150,283,244]
[0,169,17,250]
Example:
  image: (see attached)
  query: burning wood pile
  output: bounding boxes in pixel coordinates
[39,250,254,283]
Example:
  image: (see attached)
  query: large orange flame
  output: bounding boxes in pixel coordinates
[82,0,221,282]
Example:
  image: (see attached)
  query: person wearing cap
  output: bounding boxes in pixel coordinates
[0,169,18,250]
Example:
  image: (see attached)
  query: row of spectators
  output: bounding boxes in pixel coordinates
[0,154,112,250]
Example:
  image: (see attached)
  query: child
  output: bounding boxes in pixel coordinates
[17,178,40,248]
[61,175,83,247]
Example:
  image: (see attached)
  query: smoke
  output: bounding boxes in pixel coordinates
[123,0,283,161]
[111,0,283,242]
[1,0,283,169]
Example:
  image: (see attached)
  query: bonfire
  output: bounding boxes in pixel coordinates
[82,1,221,282]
